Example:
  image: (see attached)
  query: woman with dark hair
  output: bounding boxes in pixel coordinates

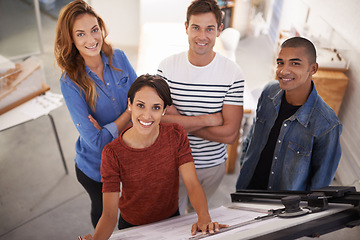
[54,0,136,228]
[82,75,227,240]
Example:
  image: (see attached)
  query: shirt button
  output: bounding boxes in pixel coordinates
[274,157,278,160]
[112,98,115,101]
[271,171,274,175]
[269,186,272,189]
[284,123,287,127]
[107,83,110,86]
[297,151,300,154]
[278,140,281,143]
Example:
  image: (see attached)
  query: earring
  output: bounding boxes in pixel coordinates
[128,107,131,111]
[162,112,165,116]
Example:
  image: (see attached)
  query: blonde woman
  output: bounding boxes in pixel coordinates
[54,0,136,227]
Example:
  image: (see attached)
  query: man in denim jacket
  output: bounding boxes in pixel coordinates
[236,37,342,191]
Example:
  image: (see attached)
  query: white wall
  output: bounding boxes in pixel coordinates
[140,0,192,24]
[89,0,194,47]
[302,0,360,53]
[302,0,360,189]
[90,0,140,47]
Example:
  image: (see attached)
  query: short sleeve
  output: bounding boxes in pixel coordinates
[101,144,121,192]
[224,79,245,106]
[174,124,194,166]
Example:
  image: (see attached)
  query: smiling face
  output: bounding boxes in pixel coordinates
[276,47,318,101]
[72,13,103,61]
[128,86,165,137]
[185,12,222,65]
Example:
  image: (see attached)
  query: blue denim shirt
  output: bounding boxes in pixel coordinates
[60,49,137,182]
[236,81,342,191]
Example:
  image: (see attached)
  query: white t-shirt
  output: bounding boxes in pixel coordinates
[157,51,245,168]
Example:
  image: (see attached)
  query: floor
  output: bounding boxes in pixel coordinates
[0,1,359,239]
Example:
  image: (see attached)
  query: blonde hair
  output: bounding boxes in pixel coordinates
[54,0,120,111]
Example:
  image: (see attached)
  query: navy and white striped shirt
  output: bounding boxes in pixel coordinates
[158,51,244,168]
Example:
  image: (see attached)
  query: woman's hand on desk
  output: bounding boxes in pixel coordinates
[191,219,228,235]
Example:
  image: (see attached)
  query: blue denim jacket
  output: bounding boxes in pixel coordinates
[60,49,137,182]
[236,81,342,191]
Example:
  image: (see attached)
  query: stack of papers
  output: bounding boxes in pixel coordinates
[0,91,63,131]
[19,92,63,119]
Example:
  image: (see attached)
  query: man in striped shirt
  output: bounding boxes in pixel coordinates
[157,0,244,214]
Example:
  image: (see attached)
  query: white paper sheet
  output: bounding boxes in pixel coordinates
[19,92,63,119]
[0,91,63,131]
[109,206,275,240]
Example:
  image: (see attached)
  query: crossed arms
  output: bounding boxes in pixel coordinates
[162,104,243,144]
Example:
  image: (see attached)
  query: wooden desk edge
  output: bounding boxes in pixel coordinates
[0,83,50,115]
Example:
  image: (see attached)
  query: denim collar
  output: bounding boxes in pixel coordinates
[85,51,109,74]
[269,81,318,128]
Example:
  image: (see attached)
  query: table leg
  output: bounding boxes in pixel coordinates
[48,113,68,175]
[226,132,240,174]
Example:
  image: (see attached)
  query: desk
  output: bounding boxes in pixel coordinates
[0,92,68,174]
[109,201,359,239]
